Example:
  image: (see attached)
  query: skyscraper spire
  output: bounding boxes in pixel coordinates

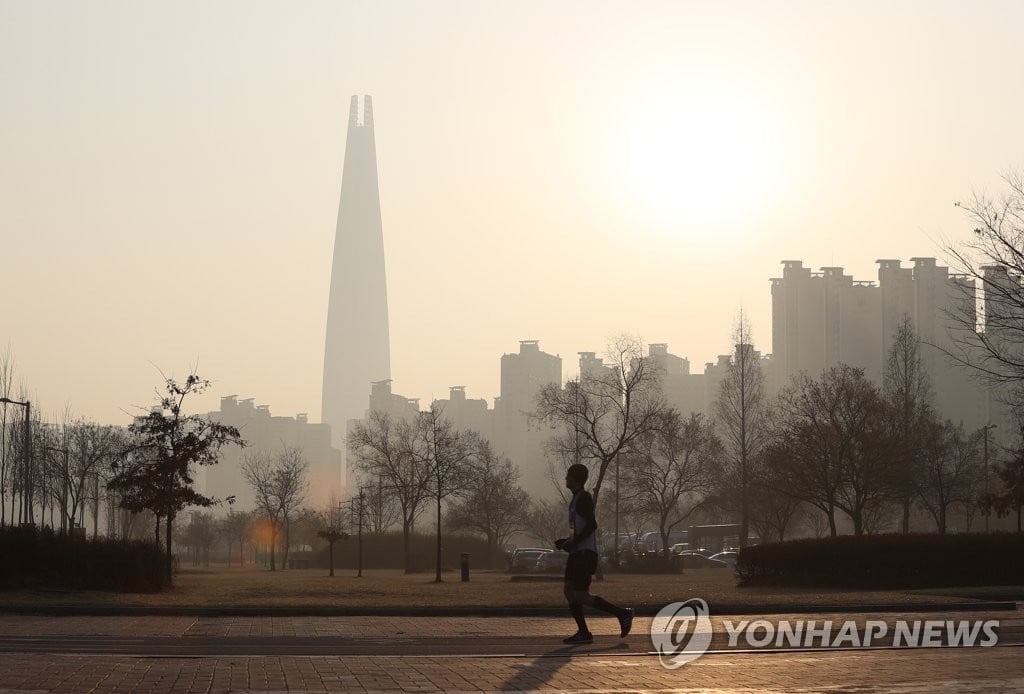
[323,95,391,491]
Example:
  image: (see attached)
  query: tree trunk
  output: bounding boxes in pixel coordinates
[901,499,911,534]
[403,518,412,574]
[165,513,174,583]
[269,527,277,571]
[434,494,442,583]
[282,519,290,570]
[155,514,161,545]
[328,541,335,577]
[827,506,837,537]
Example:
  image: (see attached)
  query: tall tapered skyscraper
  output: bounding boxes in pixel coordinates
[323,95,391,483]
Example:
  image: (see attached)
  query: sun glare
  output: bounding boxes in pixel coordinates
[613,82,788,232]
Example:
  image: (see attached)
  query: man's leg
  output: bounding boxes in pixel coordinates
[562,554,593,644]
[564,581,591,638]
[571,552,634,637]
[572,589,634,637]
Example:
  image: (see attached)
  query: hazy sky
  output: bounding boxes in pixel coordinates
[3,1,1023,425]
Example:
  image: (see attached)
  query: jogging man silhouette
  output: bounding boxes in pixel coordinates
[556,463,633,644]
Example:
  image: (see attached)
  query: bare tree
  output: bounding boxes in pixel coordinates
[416,404,476,582]
[525,498,565,548]
[221,507,251,567]
[883,315,934,533]
[918,420,983,534]
[749,445,806,543]
[242,448,309,570]
[945,172,1024,405]
[183,512,218,566]
[772,366,894,536]
[360,472,400,533]
[535,335,668,509]
[52,422,122,535]
[0,346,16,526]
[446,439,530,568]
[624,411,718,559]
[348,410,431,573]
[714,313,768,547]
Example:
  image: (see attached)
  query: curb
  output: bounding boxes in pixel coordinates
[0,601,1015,618]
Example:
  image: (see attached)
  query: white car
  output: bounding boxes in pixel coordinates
[709,551,739,567]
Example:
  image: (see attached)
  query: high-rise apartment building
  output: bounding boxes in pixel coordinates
[206,396,341,511]
[771,257,988,431]
[494,340,562,496]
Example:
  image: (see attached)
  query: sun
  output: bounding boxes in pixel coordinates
[613,82,787,231]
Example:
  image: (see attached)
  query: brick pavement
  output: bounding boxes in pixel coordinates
[0,612,1020,692]
[0,647,1020,692]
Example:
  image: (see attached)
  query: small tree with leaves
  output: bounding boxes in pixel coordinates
[108,373,244,583]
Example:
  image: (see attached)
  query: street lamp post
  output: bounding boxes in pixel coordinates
[357,487,364,578]
[983,423,998,533]
[0,398,31,526]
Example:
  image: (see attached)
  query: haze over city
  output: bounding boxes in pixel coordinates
[3,1,1023,425]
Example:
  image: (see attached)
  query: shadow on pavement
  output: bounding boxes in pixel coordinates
[499,642,631,691]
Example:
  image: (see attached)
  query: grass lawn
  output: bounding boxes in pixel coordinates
[0,565,1006,611]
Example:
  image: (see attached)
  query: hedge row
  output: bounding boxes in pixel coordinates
[736,532,1024,589]
[0,525,166,592]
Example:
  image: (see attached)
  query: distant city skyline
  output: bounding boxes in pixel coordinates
[2,2,1022,425]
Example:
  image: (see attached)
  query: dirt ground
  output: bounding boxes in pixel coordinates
[0,565,1002,610]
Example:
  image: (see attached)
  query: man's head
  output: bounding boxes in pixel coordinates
[565,463,589,491]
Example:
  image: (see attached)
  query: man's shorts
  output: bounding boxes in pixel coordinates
[564,550,599,591]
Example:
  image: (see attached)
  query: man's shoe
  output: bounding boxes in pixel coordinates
[562,631,594,645]
[618,607,634,638]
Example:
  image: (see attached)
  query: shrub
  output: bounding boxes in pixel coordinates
[0,525,166,592]
[736,532,1024,589]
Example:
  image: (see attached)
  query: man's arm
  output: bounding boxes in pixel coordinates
[567,491,597,550]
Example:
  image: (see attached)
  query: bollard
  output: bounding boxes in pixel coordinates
[460,552,470,581]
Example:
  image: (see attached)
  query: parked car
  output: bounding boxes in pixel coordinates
[641,530,688,553]
[510,548,552,572]
[672,551,730,570]
[536,551,569,573]
[709,551,739,567]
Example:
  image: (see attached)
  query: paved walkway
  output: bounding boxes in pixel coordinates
[0,611,1019,692]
